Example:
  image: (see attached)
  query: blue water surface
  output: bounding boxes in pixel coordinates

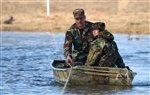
[0,32,150,95]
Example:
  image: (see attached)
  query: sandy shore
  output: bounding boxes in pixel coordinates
[1,0,150,34]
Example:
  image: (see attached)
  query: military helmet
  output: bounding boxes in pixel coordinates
[91,22,105,31]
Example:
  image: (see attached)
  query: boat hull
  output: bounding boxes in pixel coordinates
[50,60,137,86]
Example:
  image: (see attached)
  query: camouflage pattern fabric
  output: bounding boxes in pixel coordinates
[85,30,125,68]
[112,42,125,68]
[68,66,136,85]
[52,60,136,86]
[73,8,85,18]
[63,21,94,65]
[91,22,105,31]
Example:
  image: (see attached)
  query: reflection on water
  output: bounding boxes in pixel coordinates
[64,85,132,95]
[0,32,150,95]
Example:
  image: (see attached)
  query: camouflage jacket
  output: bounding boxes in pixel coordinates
[85,30,125,68]
[63,21,94,62]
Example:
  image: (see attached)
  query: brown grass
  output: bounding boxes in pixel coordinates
[1,0,150,34]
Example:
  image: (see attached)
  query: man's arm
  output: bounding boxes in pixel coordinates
[63,31,73,64]
[63,31,73,57]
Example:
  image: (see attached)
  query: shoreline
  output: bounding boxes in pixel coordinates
[1,1,149,35]
[2,30,149,35]
[1,12,149,34]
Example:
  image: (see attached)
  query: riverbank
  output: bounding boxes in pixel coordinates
[1,0,149,34]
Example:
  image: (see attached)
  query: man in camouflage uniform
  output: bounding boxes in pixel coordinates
[63,8,94,66]
[85,22,125,68]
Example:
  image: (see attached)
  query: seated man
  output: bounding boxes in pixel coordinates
[63,8,94,66]
[85,22,125,68]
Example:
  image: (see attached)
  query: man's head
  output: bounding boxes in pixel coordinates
[73,8,86,29]
[91,22,105,36]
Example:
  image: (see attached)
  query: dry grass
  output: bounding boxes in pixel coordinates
[1,0,150,34]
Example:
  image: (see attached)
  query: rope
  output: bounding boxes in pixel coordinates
[115,73,120,80]
[60,64,72,95]
[46,16,56,44]
[125,68,129,79]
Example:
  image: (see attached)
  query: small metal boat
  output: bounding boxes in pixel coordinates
[50,60,137,86]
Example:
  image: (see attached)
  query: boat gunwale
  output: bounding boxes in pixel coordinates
[50,60,137,75]
[50,61,70,71]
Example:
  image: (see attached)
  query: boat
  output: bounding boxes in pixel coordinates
[50,60,137,86]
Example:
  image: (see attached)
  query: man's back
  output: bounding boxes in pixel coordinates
[98,38,125,68]
[99,40,118,67]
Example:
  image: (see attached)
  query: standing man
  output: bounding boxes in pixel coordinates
[85,22,125,68]
[63,8,94,66]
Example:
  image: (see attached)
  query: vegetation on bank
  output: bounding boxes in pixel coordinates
[1,0,149,34]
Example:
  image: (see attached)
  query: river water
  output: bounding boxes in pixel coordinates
[0,31,150,95]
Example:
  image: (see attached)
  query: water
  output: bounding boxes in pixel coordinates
[0,32,150,95]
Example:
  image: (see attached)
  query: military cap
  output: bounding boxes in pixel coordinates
[73,8,85,18]
[91,22,105,31]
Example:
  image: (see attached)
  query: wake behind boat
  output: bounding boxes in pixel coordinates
[50,60,137,86]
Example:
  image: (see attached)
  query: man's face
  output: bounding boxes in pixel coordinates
[74,16,86,29]
[92,29,99,37]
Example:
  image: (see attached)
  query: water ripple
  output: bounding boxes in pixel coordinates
[1,32,150,95]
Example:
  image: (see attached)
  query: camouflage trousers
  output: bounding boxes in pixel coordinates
[72,56,87,66]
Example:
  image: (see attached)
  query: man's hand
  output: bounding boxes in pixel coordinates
[66,55,72,65]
